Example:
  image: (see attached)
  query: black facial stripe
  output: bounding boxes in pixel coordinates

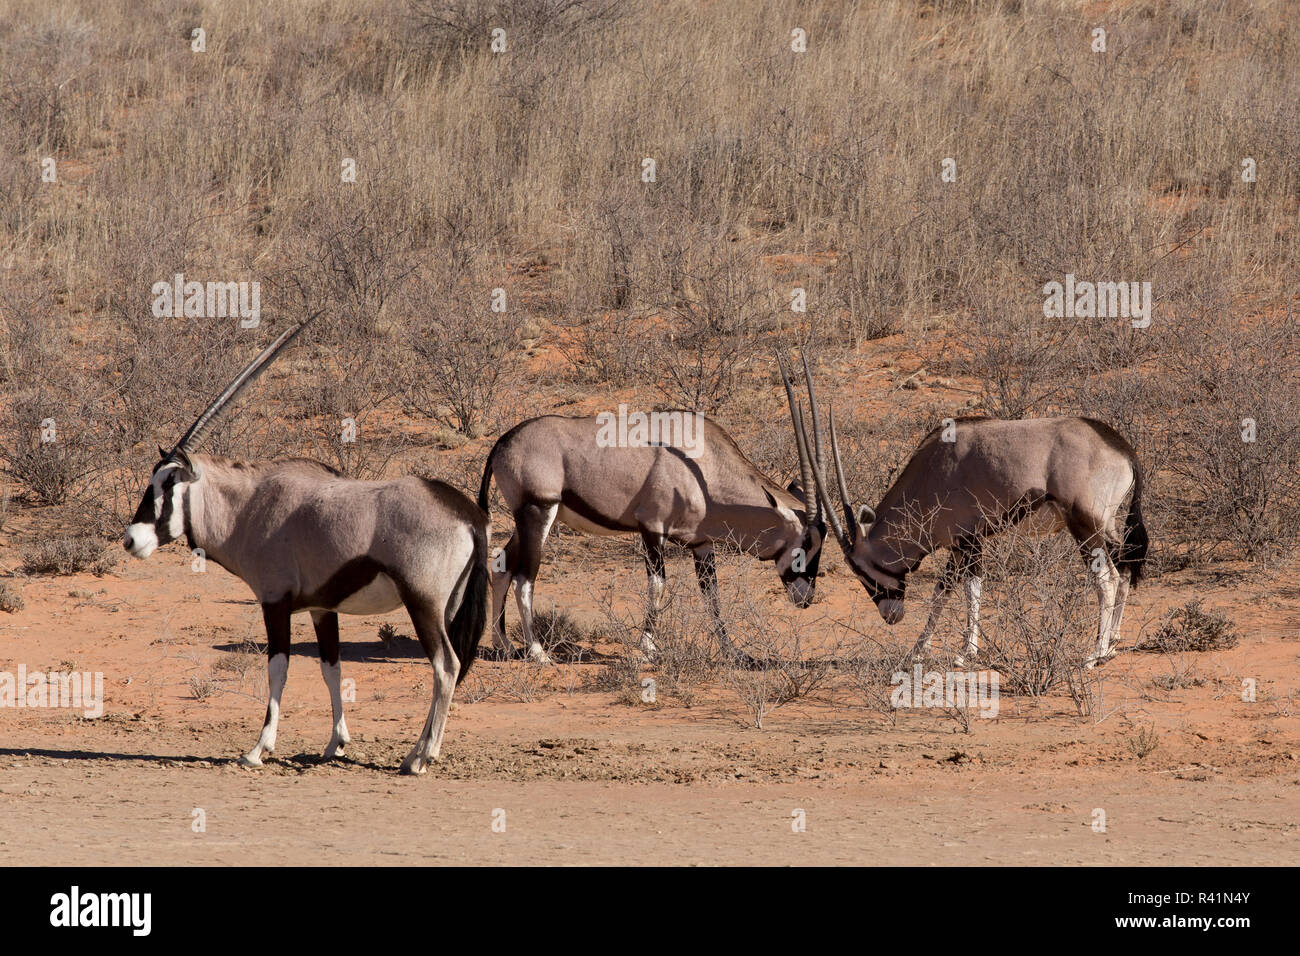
[156,477,175,533]
[130,491,157,526]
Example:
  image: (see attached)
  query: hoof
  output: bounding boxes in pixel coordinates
[238,753,264,768]
[1085,649,1118,670]
[399,759,427,776]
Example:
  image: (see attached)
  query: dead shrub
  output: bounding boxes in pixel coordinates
[0,579,24,613]
[20,533,115,576]
[1134,599,1240,654]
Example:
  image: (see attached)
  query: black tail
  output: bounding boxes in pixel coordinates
[477,446,495,514]
[1117,460,1149,588]
[448,525,489,684]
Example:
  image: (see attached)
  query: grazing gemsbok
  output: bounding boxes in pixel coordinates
[782,359,1148,668]
[122,321,489,774]
[477,389,832,663]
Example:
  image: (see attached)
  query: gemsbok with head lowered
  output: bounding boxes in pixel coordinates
[782,357,1148,668]
[123,320,489,774]
[477,382,833,663]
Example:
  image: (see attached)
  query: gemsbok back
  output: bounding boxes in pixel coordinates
[782,357,1148,668]
[123,320,489,774]
[478,387,833,664]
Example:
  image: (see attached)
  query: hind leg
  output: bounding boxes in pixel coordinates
[957,538,984,667]
[512,502,558,664]
[1078,545,1120,667]
[489,532,518,658]
[312,610,350,760]
[399,599,460,775]
[640,530,667,658]
[1108,573,1131,654]
[240,598,292,767]
[1066,512,1121,668]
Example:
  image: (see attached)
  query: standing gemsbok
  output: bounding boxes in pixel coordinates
[781,357,1148,668]
[478,384,833,663]
[123,320,489,774]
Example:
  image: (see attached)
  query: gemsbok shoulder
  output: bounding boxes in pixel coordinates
[782,357,1148,668]
[122,320,489,774]
[477,377,833,663]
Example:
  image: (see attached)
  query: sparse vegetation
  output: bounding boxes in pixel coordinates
[1135,600,1241,654]
[0,579,24,612]
[20,533,114,576]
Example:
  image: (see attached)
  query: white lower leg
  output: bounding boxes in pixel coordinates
[1087,562,1119,667]
[641,572,664,656]
[490,567,513,654]
[241,652,288,766]
[320,659,350,759]
[515,579,553,664]
[911,579,954,661]
[959,576,982,665]
[401,658,457,775]
[1109,577,1131,652]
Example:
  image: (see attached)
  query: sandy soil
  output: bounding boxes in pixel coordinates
[3,542,1298,866]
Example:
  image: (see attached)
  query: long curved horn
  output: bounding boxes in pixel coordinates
[807,430,851,552]
[776,351,817,518]
[173,313,320,455]
[827,407,868,543]
[801,352,827,478]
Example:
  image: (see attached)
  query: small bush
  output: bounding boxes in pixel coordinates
[20,534,115,576]
[509,607,597,660]
[1134,600,1240,653]
[0,580,24,613]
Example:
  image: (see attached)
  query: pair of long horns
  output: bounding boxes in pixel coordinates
[167,311,322,461]
[776,349,875,551]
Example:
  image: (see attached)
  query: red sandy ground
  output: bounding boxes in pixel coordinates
[2,534,1298,865]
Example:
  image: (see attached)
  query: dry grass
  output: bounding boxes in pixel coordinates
[0,0,1297,568]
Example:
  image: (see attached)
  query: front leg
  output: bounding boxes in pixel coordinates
[240,597,292,767]
[911,551,961,662]
[312,610,350,760]
[692,544,752,664]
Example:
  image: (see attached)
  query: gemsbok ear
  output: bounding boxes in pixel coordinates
[158,446,169,461]
[857,504,875,530]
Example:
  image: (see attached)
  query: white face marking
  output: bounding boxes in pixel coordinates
[123,522,159,559]
[168,479,185,540]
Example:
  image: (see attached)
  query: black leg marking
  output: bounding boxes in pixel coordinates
[261,598,292,732]
[313,610,340,665]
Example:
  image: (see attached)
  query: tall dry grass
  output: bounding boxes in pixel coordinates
[0,0,1297,565]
